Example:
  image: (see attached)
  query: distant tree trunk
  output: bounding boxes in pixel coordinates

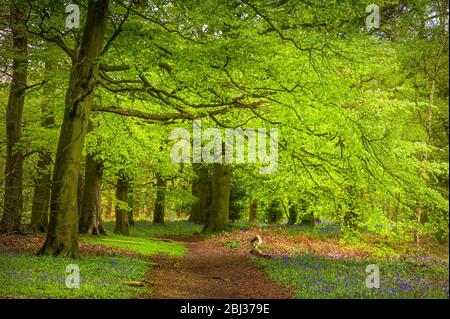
[106,194,113,219]
[249,198,258,225]
[30,64,54,233]
[189,164,210,223]
[79,147,105,235]
[0,4,27,234]
[297,198,314,226]
[288,203,298,225]
[136,208,142,220]
[30,153,52,232]
[146,207,152,219]
[128,188,135,226]
[266,200,283,224]
[203,162,231,233]
[38,0,109,258]
[190,168,201,222]
[153,174,166,224]
[114,175,129,236]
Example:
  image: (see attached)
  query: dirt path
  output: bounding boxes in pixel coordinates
[141,235,292,299]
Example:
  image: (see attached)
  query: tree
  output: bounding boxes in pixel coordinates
[287,203,298,225]
[266,200,283,224]
[114,174,129,236]
[128,186,135,226]
[29,153,52,233]
[153,173,167,225]
[0,2,27,234]
[249,198,258,225]
[38,0,110,257]
[189,163,210,224]
[29,64,55,233]
[79,146,105,235]
[203,161,231,233]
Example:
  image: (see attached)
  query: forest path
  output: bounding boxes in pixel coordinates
[140,235,292,299]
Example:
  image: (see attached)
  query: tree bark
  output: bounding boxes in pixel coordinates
[128,188,135,226]
[190,168,201,222]
[106,192,113,219]
[189,164,210,223]
[249,198,258,225]
[287,203,298,225]
[0,4,27,234]
[30,64,55,233]
[38,0,110,257]
[298,199,314,226]
[114,175,129,236]
[77,173,84,221]
[203,163,231,233]
[153,173,166,224]
[30,153,52,232]
[79,149,105,235]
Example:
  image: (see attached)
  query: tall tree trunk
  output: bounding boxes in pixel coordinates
[0,4,27,234]
[298,199,314,226]
[128,188,135,226]
[287,203,298,225]
[106,192,113,219]
[30,64,55,233]
[79,149,105,235]
[38,0,109,257]
[189,164,210,223]
[146,207,152,219]
[153,173,166,224]
[203,163,231,233]
[190,167,201,222]
[30,153,52,232]
[114,175,129,236]
[249,198,258,225]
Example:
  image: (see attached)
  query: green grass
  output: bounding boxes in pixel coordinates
[103,220,203,237]
[82,233,187,256]
[81,220,202,256]
[230,220,269,229]
[229,220,341,240]
[278,224,342,239]
[0,253,150,298]
[255,254,449,299]
[0,221,200,298]
[221,240,241,248]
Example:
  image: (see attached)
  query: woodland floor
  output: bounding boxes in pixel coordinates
[0,227,293,299]
[141,235,292,299]
[0,221,448,299]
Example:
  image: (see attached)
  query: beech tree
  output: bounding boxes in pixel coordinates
[114,174,130,236]
[0,2,27,234]
[79,143,105,234]
[189,164,210,224]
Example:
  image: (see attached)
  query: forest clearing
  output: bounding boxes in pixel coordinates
[0,0,448,303]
